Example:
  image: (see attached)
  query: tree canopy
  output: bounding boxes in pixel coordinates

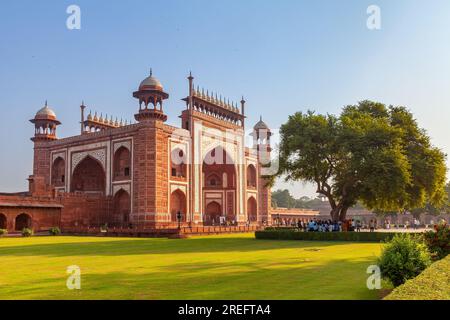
[273,100,447,221]
[409,182,450,218]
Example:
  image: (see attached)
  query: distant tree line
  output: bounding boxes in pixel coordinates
[271,189,366,210]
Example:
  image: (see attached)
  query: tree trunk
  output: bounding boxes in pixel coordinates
[330,207,341,221]
[330,206,349,222]
[339,206,349,222]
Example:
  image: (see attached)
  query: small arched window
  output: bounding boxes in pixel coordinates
[206,173,221,187]
[171,148,186,178]
[51,157,65,187]
[247,164,257,188]
[113,147,131,181]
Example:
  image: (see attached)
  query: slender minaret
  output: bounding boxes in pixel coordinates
[251,116,272,225]
[188,71,194,111]
[187,71,194,224]
[29,101,62,191]
[241,96,246,128]
[80,101,86,134]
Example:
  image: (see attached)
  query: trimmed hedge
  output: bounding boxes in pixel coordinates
[264,227,298,231]
[255,230,400,242]
[384,255,450,300]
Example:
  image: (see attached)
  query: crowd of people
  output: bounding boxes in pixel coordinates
[276,216,448,231]
[301,219,378,232]
[276,218,379,232]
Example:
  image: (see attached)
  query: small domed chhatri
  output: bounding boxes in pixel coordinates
[133,69,169,122]
[139,69,164,91]
[29,101,61,142]
[253,116,269,130]
[34,101,58,121]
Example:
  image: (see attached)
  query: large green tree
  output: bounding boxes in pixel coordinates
[274,101,447,221]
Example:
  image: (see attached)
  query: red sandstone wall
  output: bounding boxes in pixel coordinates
[0,194,61,232]
[271,207,319,216]
[132,125,156,223]
[0,207,60,232]
[32,142,51,185]
[257,167,271,224]
[58,193,112,228]
[154,125,169,223]
[0,192,116,232]
[131,122,170,227]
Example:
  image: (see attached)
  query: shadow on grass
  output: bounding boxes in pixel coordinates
[0,236,357,257]
[2,257,380,300]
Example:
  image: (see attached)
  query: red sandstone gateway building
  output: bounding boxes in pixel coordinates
[0,72,273,233]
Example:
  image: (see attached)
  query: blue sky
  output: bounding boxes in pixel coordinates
[0,0,449,197]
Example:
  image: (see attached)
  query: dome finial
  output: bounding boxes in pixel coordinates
[45,100,48,107]
[254,115,269,131]
[139,69,164,91]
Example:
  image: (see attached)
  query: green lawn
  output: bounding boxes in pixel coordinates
[0,234,385,300]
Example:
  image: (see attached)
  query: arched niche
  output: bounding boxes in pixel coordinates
[71,156,106,194]
[247,164,257,188]
[113,189,131,226]
[170,189,187,222]
[15,213,32,231]
[51,157,66,187]
[113,147,131,181]
[247,196,258,222]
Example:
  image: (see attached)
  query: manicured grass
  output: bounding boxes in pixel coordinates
[0,234,384,300]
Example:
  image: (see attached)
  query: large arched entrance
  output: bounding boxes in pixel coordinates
[170,189,187,222]
[113,189,131,226]
[202,146,236,225]
[247,197,258,222]
[0,213,7,229]
[15,213,32,231]
[205,201,222,226]
[51,157,65,187]
[71,156,106,194]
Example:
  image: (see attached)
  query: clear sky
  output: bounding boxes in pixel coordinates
[1,0,449,197]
